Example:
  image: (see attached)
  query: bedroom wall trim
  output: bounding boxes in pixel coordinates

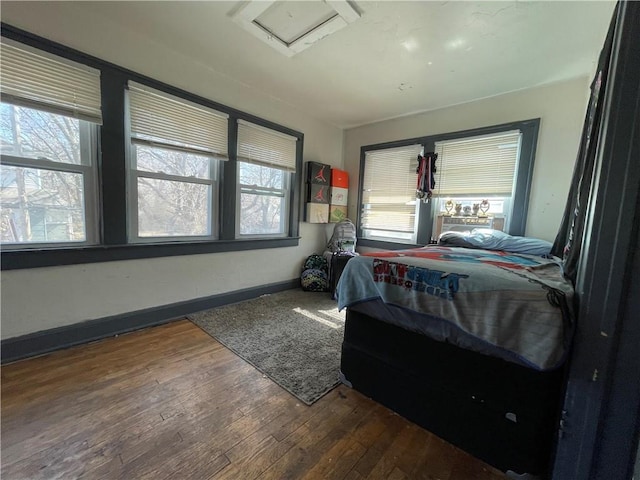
[0,278,300,364]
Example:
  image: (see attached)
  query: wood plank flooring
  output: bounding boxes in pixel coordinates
[1,320,507,480]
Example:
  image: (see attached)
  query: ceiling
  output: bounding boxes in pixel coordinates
[2,1,616,129]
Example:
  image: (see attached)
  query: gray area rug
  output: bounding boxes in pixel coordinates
[188,289,346,405]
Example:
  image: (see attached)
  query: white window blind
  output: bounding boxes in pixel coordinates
[237,120,297,171]
[434,131,522,196]
[128,82,228,158]
[362,144,423,234]
[0,38,102,124]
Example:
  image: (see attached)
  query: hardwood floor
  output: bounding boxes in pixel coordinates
[1,320,506,480]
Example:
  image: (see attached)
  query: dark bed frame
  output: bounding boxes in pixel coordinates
[340,305,566,477]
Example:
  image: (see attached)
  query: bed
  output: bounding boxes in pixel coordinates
[336,240,574,477]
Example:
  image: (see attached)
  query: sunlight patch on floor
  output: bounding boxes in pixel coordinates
[317,308,346,322]
[292,307,341,329]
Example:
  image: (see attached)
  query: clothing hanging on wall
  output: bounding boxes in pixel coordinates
[416,152,437,201]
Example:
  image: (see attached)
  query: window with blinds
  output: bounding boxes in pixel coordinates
[361,144,423,242]
[0,39,100,247]
[434,131,522,196]
[236,121,297,237]
[128,82,228,240]
[237,120,297,171]
[431,130,522,239]
[0,38,102,124]
[1,29,306,261]
[128,82,228,158]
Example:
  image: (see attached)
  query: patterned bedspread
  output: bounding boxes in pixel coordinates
[336,246,574,370]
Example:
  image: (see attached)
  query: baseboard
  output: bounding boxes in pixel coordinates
[1,279,300,364]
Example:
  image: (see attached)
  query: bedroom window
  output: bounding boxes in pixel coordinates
[432,130,522,237]
[360,144,423,243]
[357,120,538,249]
[236,120,297,237]
[0,39,101,247]
[127,82,228,240]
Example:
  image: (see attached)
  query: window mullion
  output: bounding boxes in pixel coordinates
[79,121,99,244]
[0,155,90,174]
[239,184,286,195]
[209,152,217,240]
[82,163,98,245]
[128,165,140,241]
[241,191,285,199]
[101,70,128,245]
[221,116,237,241]
[135,170,213,185]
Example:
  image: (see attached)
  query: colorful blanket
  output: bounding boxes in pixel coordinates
[336,246,574,370]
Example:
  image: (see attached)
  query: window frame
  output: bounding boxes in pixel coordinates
[236,161,291,238]
[127,141,220,242]
[360,143,424,244]
[0,24,303,270]
[357,119,540,250]
[0,106,100,249]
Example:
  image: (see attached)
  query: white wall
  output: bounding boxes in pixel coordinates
[0,5,589,339]
[343,78,588,242]
[0,4,344,339]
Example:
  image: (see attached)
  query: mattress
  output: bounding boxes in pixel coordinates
[337,246,574,370]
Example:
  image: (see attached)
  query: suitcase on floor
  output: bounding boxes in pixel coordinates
[330,252,356,299]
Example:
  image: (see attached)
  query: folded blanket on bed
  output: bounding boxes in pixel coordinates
[336,246,574,370]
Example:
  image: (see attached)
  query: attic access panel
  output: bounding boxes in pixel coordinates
[233,1,360,57]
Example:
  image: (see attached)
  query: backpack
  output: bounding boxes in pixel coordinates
[327,219,357,253]
[300,254,329,292]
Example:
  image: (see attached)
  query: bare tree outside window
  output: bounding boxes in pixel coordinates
[0,103,90,244]
[133,145,214,238]
[238,161,287,235]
